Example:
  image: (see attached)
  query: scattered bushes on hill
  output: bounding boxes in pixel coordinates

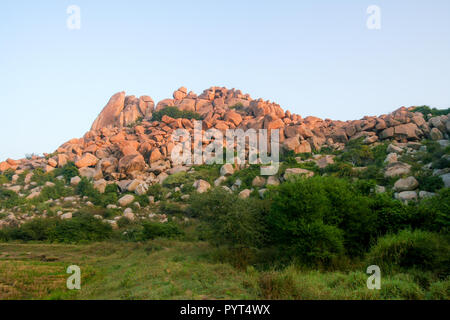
[39,180,74,201]
[0,188,23,208]
[152,106,202,121]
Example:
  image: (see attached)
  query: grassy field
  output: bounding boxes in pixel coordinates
[1,240,446,300]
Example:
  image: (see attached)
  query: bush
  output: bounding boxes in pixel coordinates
[416,172,444,192]
[189,188,267,250]
[151,106,202,121]
[0,188,23,208]
[266,176,377,260]
[39,180,74,201]
[412,105,450,120]
[75,177,117,207]
[5,218,58,241]
[58,162,79,183]
[366,229,450,277]
[415,188,450,233]
[0,214,113,243]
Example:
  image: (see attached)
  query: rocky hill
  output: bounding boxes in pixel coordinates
[0,86,449,228]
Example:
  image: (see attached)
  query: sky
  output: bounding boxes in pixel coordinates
[1,0,449,161]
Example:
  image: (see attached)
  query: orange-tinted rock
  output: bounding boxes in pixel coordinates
[224,111,243,126]
[75,153,99,168]
[149,148,163,162]
[91,92,126,131]
[57,154,68,167]
[118,154,146,175]
[0,161,11,172]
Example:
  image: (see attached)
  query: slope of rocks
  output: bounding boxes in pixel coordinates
[2,86,449,180]
[0,86,449,229]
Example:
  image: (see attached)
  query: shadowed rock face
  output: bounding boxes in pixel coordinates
[91,92,154,131]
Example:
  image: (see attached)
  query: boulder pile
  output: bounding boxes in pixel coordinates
[1,86,449,188]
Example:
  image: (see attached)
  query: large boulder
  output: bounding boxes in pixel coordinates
[91,92,126,130]
[193,179,211,193]
[384,162,411,178]
[75,153,99,168]
[393,176,419,192]
[93,179,107,193]
[118,154,146,175]
[430,128,443,141]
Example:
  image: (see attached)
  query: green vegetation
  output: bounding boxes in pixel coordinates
[412,105,450,120]
[0,214,113,243]
[151,106,202,121]
[0,140,449,300]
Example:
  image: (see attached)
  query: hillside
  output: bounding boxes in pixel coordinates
[0,87,449,300]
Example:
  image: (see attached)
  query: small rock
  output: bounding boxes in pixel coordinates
[220,163,234,176]
[396,191,417,203]
[252,176,266,187]
[384,153,398,164]
[61,212,73,220]
[70,176,81,186]
[118,194,135,207]
[239,189,251,199]
[384,162,411,178]
[419,191,436,199]
[214,176,227,186]
[387,144,404,154]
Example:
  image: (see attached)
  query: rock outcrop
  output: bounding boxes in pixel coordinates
[1,86,449,188]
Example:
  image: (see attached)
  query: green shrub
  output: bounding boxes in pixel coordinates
[228,103,245,111]
[5,218,58,241]
[403,188,450,234]
[189,188,267,250]
[151,106,202,121]
[412,105,450,120]
[2,169,15,181]
[0,175,9,185]
[426,279,450,299]
[366,229,450,277]
[0,188,23,208]
[52,213,113,242]
[141,221,183,240]
[323,162,357,178]
[39,180,74,201]
[416,173,444,192]
[266,176,377,260]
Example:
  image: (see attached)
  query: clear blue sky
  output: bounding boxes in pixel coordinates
[1,0,449,161]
